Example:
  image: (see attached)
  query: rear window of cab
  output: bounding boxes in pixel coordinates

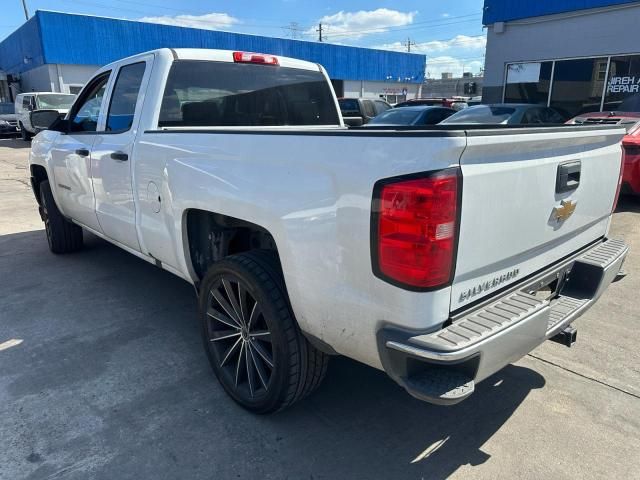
[159,60,340,127]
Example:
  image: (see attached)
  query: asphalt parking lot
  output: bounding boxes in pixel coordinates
[0,136,639,480]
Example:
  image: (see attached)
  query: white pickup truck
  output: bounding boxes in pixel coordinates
[28,48,629,413]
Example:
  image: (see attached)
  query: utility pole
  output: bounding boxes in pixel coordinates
[316,23,323,42]
[21,0,29,20]
[402,37,416,53]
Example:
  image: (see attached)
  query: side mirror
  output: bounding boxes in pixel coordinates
[30,110,67,133]
[343,116,364,127]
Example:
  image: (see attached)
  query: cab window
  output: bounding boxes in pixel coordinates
[69,72,110,133]
[106,62,146,132]
[373,100,391,115]
[22,96,33,110]
[158,60,339,127]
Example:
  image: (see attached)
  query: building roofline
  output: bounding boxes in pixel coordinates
[482,0,640,25]
[30,9,426,58]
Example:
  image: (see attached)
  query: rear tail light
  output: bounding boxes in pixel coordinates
[371,169,460,290]
[613,145,625,212]
[233,51,279,66]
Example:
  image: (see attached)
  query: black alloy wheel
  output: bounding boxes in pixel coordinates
[199,251,329,413]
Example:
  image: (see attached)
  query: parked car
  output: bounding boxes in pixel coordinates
[467,96,483,106]
[0,102,19,136]
[395,97,468,110]
[15,92,75,140]
[441,104,567,125]
[568,111,640,196]
[364,106,455,126]
[338,97,391,126]
[29,48,628,413]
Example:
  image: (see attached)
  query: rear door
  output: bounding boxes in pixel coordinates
[450,127,625,311]
[92,57,151,252]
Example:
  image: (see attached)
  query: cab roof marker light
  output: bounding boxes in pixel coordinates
[233,51,279,66]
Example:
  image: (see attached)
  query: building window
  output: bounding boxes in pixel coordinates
[549,57,607,117]
[597,61,608,81]
[603,55,640,112]
[504,62,553,105]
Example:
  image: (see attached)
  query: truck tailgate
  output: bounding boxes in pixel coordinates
[451,127,625,311]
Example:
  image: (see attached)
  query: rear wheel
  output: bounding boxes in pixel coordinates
[39,180,83,253]
[199,250,328,413]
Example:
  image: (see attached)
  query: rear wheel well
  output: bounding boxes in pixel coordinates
[30,165,48,205]
[186,209,279,281]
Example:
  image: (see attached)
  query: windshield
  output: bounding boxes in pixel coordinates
[442,105,516,124]
[368,108,422,125]
[36,94,75,110]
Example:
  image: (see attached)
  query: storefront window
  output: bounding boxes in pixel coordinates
[603,55,640,112]
[504,62,553,104]
[550,58,607,117]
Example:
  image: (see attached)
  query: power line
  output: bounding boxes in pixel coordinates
[322,15,482,39]
[53,0,304,31]
[374,35,485,54]
[108,0,299,27]
[316,23,323,42]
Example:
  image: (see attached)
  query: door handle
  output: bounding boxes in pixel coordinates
[110,151,129,161]
[556,161,581,193]
[75,148,90,157]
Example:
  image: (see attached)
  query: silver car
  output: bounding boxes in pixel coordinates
[441,103,567,125]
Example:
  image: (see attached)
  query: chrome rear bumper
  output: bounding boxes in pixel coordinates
[381,238,628,405]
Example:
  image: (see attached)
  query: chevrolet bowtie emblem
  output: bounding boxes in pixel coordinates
[552,199,577,222]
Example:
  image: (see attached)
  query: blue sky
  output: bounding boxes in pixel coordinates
[2,0,487,76]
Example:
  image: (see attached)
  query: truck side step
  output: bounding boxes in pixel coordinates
[408,291,547,353]
[403,368,475,405]
[547,296,587,331]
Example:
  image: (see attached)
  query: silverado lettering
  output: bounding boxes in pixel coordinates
[459,268,520,303]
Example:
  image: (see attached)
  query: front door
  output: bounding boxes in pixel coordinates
[49,72,111,232]
[91,59,150,252]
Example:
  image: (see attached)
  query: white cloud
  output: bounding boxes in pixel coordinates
[375,35,486,54]
[307,8,416,40]
[425,56,484,78]
[442,13,451,18]
[138,12,240,30]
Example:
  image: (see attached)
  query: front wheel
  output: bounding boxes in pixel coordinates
[199,250,329,413]
[39,180,83,253]
[19,123,32,141]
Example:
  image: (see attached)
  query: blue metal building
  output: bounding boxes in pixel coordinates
[482,0,640,108]
[482,0,639,24]
[0,10,426,103]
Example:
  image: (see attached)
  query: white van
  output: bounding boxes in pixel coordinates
[15,92,76,140]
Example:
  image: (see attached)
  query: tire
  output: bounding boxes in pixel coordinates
[39,180,83,253]
[199,250,329,413]
[19,123,32,141]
